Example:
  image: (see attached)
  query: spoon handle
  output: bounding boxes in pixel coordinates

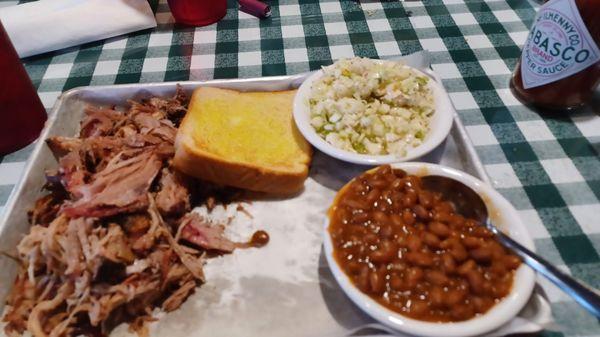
[487,224,600,318]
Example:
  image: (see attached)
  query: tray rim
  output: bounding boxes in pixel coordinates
[0,73,496,337]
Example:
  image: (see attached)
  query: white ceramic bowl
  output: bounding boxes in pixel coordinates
[293,60,454,165]
[323,162,536,337]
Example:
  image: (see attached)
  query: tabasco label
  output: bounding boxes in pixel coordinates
[520,0,600,89]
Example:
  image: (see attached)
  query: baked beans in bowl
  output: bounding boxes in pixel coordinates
[323,163,535,337]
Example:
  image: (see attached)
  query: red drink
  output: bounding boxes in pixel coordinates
[0,21,47,155]
[167,0,227,26]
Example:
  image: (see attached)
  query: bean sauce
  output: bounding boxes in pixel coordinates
[328,165,521,322]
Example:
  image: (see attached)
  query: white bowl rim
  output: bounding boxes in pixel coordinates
[323,162,536,337]
[293,60,454,165]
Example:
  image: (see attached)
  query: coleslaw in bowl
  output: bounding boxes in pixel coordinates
[309,57,434,156]
[293,58,454,165]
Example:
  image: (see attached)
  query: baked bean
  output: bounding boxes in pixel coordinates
[358,178,370,188]
[414,222,426,231]
[390,195,403,212]
[407,235,422,252]
[346,261,362,275]
[402,209,416,226]
[451,303,474,321]
[466,270,485,294]
[390,214,403,227]
[391,178,403,189]
[492,281,511,298]
[342,233,355,243]
[369,267,386,294]
[404,175,421,190]
[375,200,390,212]
[376,164,392,177]
[350,211,369,224]
[354,183,368,194]
[353,241,366,256]
[426,270,448,286]
[418,190,433,209]
[410,299,429,316]
[441,238,468,262]
[390,273,404,290]
[394,169,406,179]
[441,253,457,273]
[396,235,408,248]
[365,189,380,205]
[371,178,389,189]
[429,222,451,238]
[433,210,453,223]
[471,224,493,238]
[439,238,451,249]
[381,189,392,202]
[342,197,368,210]
[488,241,506,259]
[370,240,397,263]
[396,177,409,189]
[413,204,430,220]
[364,233,379,245]
[462,236,481,249]
[379,224,393,238]
[336,207,349,221]
[504,255,521,269]
[448,214,466,228]
[422,232,441,248]
[402,189,418,208]
[356,265,369,292]
[445,289,466,306]
[449,241,468,262]
[482,281,494,297]
[434,201,454,214]
[372,211,388,224]
[490,260,507,275]
[405,267,424,288]
[469,247,492,263]
[429,286,445,308]
[457,259,476,275]
[472,296,494,313]
[406,251,434,267]
[330,166,521,323]
[389,261,408,272]
[347,224,367,237]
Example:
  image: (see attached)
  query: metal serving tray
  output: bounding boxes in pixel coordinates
[1,55,549,337]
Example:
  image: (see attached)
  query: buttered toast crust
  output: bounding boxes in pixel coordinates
[173,87,312,195]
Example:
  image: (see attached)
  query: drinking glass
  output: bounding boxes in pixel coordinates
[0,20,47,155]
[167,0,227,26]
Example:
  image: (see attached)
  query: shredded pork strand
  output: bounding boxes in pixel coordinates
[3,87,257,337]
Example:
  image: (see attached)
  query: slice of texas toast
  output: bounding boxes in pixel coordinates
[174,87,312,195]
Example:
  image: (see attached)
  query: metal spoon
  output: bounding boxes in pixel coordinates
[421,175,600,318]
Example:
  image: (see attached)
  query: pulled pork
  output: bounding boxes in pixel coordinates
[177,213,235,253]
[3,87,263,337]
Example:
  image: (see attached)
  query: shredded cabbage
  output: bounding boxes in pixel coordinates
[309,57,434,156]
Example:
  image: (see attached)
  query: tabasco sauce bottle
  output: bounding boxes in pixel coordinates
[510,0,600,111]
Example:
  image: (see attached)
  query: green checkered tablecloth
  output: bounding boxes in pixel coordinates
[1,0,599,335]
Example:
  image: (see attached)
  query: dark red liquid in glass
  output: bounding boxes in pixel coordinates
[167,0,227,26]
[0,21,47,155]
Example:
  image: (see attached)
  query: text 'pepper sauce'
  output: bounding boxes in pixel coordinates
[510,0,600,111]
